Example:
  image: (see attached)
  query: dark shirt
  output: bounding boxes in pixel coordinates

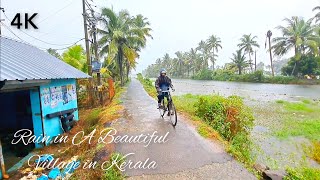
[155,76,173,90]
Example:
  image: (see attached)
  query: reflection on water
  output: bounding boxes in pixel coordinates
[172,79,320,101]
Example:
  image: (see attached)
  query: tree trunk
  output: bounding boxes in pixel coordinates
[268,37,274,76]
[126,60,130,82]
[118,47,124,86]
[212,52,215,70]
[291,46,298,76]
[254,51,257,71]
[249,53,253,71]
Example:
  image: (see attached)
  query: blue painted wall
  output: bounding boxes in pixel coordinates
[38,79,79,144]
[29,89,44,148]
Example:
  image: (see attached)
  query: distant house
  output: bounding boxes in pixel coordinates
[0,36,90,175]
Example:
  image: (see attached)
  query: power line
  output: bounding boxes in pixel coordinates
[37,0,76,24]
[51,38,85,50]
[0,22,25,42]
[2,10,82,46]
[1,22,84,51]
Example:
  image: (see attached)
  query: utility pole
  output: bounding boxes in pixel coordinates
[82,0,92,76]
[267,30,274,76]
[91,9,103,105]
[82,0,94,106]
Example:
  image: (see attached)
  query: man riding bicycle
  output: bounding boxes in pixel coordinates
[155,69,174,109]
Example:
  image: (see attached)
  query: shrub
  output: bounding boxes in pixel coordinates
[194,95,254,140]
[194,95,255,165]
[311,141,320,163]
[192,69,214,80]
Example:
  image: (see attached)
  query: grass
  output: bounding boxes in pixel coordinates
[272,100,320,141]
[275,119,320,141]
[285,167,320,180]
[310,141,320,164]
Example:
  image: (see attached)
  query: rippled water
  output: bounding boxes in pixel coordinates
[171,79,320,101]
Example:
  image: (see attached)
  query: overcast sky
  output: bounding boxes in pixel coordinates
[1,0,319,72]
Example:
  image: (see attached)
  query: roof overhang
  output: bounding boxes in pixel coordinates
[0,79,50,93]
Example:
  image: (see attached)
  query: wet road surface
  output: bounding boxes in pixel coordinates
[112,79,256,179]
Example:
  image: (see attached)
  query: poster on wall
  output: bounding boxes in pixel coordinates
[42,88,50,107]
[72,84,77,100]
[50,87,58,108]
[62,85,69,105]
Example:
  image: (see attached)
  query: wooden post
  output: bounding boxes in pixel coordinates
[0,140,9,179]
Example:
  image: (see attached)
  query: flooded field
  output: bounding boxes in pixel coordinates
[172,79,320,102]
[171,79,320,169]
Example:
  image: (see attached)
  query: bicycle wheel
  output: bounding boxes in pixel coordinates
[159,99,166,118]
[169,102,177,127]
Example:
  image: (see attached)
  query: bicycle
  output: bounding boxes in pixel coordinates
[158,88,177,127]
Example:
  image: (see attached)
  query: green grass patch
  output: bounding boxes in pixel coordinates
[283,102,314,112]
[285,167,320,180]
[273,100,320,141]
[276,100,285,104]
[102,153,126,180]
[275,119,320,141]
[137,73,157,98]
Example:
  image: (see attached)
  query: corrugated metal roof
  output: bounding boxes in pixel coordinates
[0,36,91,81]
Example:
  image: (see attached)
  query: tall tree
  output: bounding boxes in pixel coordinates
[272,16,316,75]
[175,51,185,77]
[206,35,222,70]
[237,34,260,71]
[312,6,320,23]
[98,8,150,86]
[197,40,210,69]
[230,50,248,75]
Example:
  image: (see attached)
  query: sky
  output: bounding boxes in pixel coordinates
[1,0,320,73]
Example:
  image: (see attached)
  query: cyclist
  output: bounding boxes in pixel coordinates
[155,68,174,109]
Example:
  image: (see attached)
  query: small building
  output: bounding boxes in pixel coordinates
[0,36,90,176]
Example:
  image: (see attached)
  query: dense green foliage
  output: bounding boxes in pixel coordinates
[192,69,320,84]
[47,8,152,86]
[193,95,255,164]
[194,95,254,140]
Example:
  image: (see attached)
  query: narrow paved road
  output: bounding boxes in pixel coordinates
[112,79,256,179]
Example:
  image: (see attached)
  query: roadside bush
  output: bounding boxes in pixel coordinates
[194,95,254,140]
[194,95,255,164]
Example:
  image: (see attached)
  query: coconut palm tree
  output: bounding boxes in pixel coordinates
[188,48,201,75]
[230,50,248,75]
[197,40,210,69]
[312,6,320,23]
[272,16,316,75]
[237,34,260,71]
[175,51,185,77]
[98,8,148,86]
[206,35,222,70]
